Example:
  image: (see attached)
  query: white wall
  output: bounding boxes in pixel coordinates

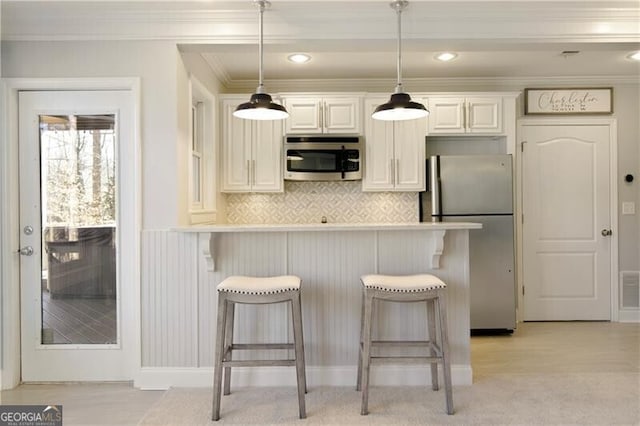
[1,40,186,229]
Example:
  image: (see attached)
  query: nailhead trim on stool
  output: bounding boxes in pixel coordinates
[217,275,301,295]
[361,274,446,292]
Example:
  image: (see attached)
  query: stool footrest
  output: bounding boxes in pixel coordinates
[371,340,432,347]
[230,343,293,350]
[222,359,296,367]
[360,340,442,356]
[371,356,443,364]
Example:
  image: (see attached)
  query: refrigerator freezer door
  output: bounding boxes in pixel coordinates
[434,155,513,215]
[445,215,516,330]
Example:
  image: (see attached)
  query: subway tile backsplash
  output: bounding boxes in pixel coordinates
[225,181,418,224]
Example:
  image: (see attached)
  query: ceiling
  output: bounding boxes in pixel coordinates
[2,1,640,89]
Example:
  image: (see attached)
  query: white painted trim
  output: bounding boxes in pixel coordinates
[618,310,640,323]
[608,119,619,321]
[0,78,142,389]
[2,1,637,44]
[224,76,640,94]
[516,117,619,322]
[0,81,22,390]
[135,365,473,390]
[188,75,218,225]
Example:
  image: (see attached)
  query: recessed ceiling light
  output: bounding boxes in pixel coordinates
[435,52,458,62]
[288,53,311,64]
[627,51,640,61]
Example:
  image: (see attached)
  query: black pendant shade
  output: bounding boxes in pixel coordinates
[233,92,288,120]
[372,92,428,121]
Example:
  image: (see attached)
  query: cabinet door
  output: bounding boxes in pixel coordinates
[283,98,322,134]
[362,98,395,191]
[221,99,252,191]
[252,119,284,192]
[427,97,465,134]
[466,97,502,133]
[323,97,362,134]
[394,117,426,191]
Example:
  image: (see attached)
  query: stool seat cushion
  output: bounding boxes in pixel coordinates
[217,275,301,295]
[361,274,446,293]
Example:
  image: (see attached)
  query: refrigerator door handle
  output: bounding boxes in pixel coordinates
[430,156,442,219]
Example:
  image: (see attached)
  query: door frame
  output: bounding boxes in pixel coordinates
[516,117,619,323]
[0,78,142,389]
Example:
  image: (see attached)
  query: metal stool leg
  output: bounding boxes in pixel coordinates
[223,301,235,395]
[360,290,374,416]
[291,292,307,419]
[427,298,439,391]
[212,294,228,421]
[438,292,454,415]
[356,290,365,391]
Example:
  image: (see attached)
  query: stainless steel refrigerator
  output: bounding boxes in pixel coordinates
[427,154,516,331]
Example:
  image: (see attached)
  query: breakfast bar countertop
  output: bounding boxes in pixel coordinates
[174,222,482,233]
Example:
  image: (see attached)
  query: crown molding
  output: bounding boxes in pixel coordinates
[223,75,640,93]
[2,1,639,42]
[201,54,233,88]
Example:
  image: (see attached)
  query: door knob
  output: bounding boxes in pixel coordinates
[601,229,613,237]
[18,246,34,256]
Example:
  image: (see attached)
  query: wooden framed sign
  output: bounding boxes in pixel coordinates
[524,88,613,115]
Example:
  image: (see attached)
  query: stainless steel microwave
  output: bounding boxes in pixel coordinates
[284,135,362,181]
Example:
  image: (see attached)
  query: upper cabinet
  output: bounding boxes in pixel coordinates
[362,97,426,192]
[282,95,362,134]
[427,96,503,134]
[221,97,283,193]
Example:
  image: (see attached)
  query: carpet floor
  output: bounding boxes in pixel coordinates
[139,372,640,425]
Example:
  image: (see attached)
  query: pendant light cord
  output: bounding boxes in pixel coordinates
[392,0,408,94]
[255,0,268,94]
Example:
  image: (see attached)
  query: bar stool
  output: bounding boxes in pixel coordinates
[356,274,453,415]
[212,275,306,421]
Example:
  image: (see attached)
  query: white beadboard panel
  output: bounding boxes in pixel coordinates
[430,230,471,366]
[141,228,472,383]
[199,232,289,366]
[225,181,418,224]
[141,230,199,367]
[287,231,377,366]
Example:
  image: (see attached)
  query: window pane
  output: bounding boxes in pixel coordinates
[192,155,201,204]
[40,114,117,345]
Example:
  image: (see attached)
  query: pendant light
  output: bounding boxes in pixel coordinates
[372,0,428,121]
[234,0,288,120]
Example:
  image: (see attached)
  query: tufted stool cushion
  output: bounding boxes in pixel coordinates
[217,275,301,295]
[361,274,446,293]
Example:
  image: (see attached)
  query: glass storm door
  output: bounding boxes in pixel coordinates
[19,91,135,381]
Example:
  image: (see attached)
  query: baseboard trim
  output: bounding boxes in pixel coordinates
[135,365,473,390]
[618,310,640,323]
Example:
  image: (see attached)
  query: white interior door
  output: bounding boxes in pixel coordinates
[521,122,613,321]
[19,90,136,381]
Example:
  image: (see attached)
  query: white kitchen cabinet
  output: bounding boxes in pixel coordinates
[221,97,283,192]
[427,96,502,134]
[362,98,426,191]
[282,96,362,134]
